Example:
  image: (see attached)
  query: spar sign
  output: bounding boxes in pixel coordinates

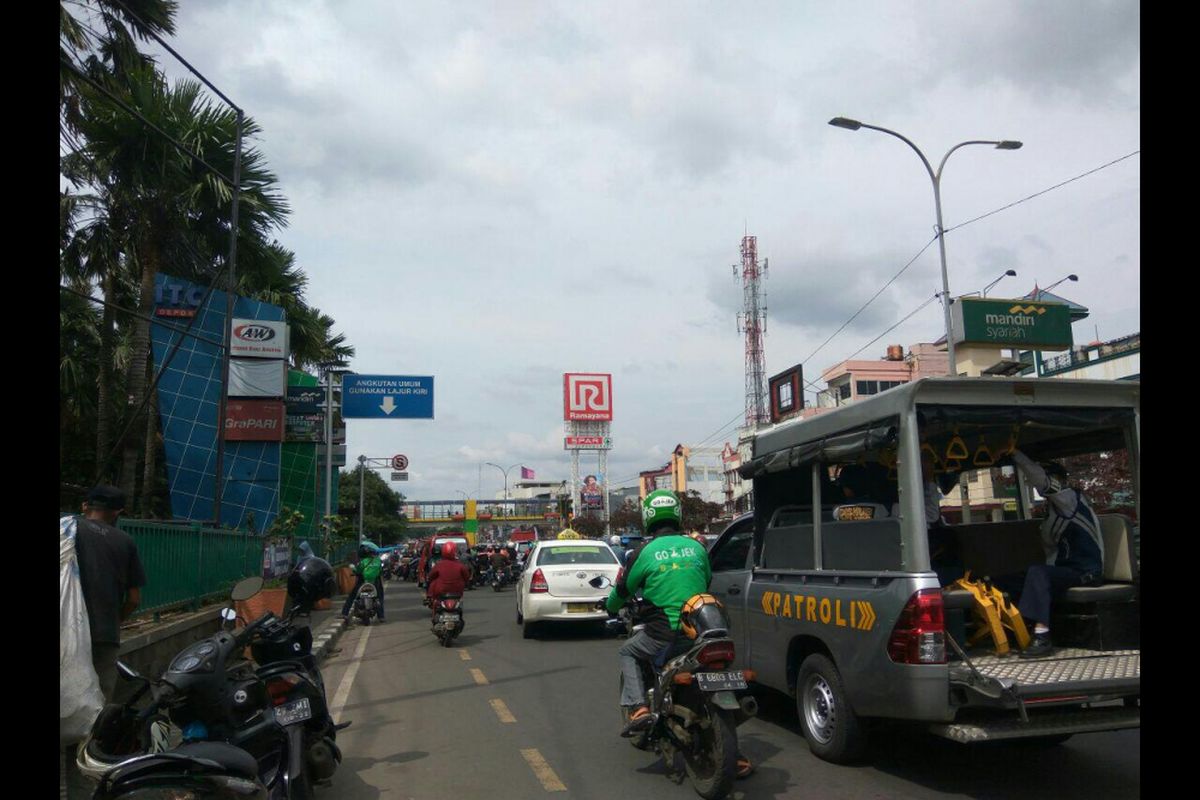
[563,373,613,421]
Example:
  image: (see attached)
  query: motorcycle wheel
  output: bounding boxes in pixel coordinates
[681,703,737,800]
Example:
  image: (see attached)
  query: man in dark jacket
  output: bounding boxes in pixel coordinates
[65,486,147,799]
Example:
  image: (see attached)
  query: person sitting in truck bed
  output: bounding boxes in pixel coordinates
[994,449,1104,658]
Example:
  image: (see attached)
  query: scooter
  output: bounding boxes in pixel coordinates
[78,576,345,800]
[90,740,269,799]
[491,565,512,592]
[432,594,465,646]
[351,580,379,626]
[590,577,757,800]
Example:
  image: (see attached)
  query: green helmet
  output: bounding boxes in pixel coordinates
[642,489,682,535]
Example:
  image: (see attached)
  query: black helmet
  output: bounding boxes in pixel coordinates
[287,557,335,609]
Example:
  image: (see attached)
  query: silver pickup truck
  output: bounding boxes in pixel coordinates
[707,377,1139,762]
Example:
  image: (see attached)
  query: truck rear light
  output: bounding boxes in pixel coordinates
[697,641,736,669]
[887,589,946,664]
[530,569,549,593]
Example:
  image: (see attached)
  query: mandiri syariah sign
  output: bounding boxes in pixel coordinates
[951,297,1073,350]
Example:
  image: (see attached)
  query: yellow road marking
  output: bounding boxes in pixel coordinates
[459,649,471,661]
[489,698,517,723]
[470,668,489,685]
[521,748,567,792]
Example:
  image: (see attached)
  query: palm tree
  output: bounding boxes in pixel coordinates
[65,63,290,499]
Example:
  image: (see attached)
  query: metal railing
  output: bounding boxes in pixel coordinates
[72,518,363,618]
[1041,333,1140,376]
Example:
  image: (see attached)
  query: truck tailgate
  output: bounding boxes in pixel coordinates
[954,647,1140,698]
[935,647,1140,743]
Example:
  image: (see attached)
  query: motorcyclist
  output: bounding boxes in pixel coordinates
[426,541,472,622]
[608,535,628,566]
[489,546,510,582]
[341,540,385,622]
[603,490,753,778]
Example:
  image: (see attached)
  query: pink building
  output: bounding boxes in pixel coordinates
[802,343,949,417]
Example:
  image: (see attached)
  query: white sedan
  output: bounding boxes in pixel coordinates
[516,539,623,639]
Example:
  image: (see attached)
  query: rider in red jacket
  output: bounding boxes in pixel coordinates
[426,542,472,619]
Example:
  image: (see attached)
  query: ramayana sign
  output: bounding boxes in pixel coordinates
[951,297,1074,350]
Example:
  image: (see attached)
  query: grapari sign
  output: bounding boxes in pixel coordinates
[951,297,1074,350]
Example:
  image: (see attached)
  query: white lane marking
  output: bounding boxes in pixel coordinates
[329,624,371,724]
[459,649,471,661]
[470,668,489,685]
[521,748,567,792]
[489,698,517,723]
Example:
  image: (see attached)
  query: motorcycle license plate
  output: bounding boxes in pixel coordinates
[275,697,312,726]
[695,671,748,691]
[567,603,595,613]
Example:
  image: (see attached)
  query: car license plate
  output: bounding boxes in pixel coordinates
[695,671,748,691]
[275,697,312,726]
[567,603,595,613]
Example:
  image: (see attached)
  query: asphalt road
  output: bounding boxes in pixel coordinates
[318,581,1140,800]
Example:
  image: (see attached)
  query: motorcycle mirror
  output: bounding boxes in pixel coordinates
[588,576,611,589]
[116,660,143,682]
[230,576,264,602]
[220,607,238,624]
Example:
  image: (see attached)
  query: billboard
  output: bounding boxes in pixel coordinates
[950,297,1073,350]
[580,474,603,510]
[230,318,288,359]
[563,373,613,421]
[228,358,287,397]
[224,400,285,441]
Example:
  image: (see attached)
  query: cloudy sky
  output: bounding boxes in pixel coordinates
[148,1,1140,501]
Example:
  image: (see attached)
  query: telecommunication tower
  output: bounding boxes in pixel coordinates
[734,235,769,429]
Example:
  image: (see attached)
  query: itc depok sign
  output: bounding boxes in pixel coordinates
[951,297,1074,350]
[563,373,613,421]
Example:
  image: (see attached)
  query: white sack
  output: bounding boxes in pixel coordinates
[60,515,105,746]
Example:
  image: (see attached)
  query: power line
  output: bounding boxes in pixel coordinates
[842,292,941,363]
[944,150,1140,234]
[799,235,938,368]
[796,148,1139,393]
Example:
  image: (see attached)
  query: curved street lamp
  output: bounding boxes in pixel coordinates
[982,269,1018,297]
[1036,274,1079,299]
[484,462,524,511]
[829,117,1022,372]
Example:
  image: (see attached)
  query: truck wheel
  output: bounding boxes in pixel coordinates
[796,653,867,763]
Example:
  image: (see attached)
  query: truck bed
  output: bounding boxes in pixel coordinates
[955,647,1140,697]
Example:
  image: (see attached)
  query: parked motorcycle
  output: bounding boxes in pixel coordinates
[77,564,344,800]
[432,594,465,646]
[90,739,269,799]
[590,577,756,800]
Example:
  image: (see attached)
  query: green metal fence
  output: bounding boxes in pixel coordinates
[99,519,362,618]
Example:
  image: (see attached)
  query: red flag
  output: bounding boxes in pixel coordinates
[520,466,535,479]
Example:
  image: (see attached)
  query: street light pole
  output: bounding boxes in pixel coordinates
[828,118,1022,375]
[484,462,523,514]
[357,454,366,542]
[982,269,1018,298]
[1036,274,1079,300]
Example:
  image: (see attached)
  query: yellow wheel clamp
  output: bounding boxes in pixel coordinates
[949,572,1032,656]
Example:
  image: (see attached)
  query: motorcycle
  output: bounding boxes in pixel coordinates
[431,594,465,646]
[590,577,757,800]
[351,579,379,626]
[491,565,511,592]
[77,574,345,800]
[90,739,268,799]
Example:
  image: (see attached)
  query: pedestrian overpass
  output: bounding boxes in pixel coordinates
[401,499,561,540]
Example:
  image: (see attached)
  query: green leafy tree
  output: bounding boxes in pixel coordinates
[680,491,725,534]
[338,466,408,545]
[609,498,644,535]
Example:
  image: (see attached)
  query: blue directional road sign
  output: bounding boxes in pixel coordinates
[341,375,434,419]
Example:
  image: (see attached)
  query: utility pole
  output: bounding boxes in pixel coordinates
[358,454,366,542]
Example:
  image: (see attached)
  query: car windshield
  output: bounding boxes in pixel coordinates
[536,545,618,566]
